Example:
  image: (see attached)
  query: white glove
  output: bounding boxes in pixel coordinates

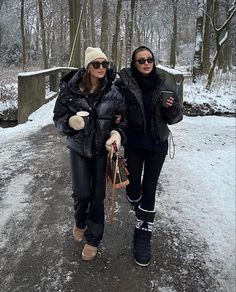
[68,115,85,130]
[105,130,121,151]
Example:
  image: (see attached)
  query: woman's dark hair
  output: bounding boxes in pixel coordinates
[80,70,103,96]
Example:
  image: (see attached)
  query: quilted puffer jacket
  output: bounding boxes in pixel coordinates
[115,68,183,143]
[53,68,127,158]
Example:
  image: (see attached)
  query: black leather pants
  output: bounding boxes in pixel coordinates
[124,147,166,211]
[70,150,107,247]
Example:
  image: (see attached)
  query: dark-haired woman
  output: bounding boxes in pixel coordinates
[115,46,182,266]
[53,47,127,261]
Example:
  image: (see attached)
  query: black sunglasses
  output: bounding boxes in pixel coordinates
[136,57,154,64]
[91,61,109,69]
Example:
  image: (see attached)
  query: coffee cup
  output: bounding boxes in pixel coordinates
[161,90,173,107]
[76,111,89,125]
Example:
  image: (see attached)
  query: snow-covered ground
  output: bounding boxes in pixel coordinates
[158,115,235,290]
[0,81,235,290]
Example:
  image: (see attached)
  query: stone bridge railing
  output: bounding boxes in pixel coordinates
[18,67,76,124]
[18,66,184,124]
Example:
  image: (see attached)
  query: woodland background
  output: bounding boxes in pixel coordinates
[0,0,235,89]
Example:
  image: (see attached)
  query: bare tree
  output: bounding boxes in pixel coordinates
[68,0,81,67]
[125,0,136,65]
[20,0,26,70]
[192,0,204,82]
[0,0,5,49]
[221,0,233,72]
[111,0,122,66]
[206,0,236,89]
[89,0,95,47]
[202,0,213,74]
[58,0,67,66]
[68,0,87,67]
[82,3,89,52]
[100,0,109,54]
[170,0,178,68]
[38,0,48,69]
[1,0,234,75]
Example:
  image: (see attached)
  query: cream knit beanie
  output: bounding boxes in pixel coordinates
[84,47,108,69]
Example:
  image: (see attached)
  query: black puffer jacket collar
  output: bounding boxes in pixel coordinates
[60,67,117,95]
[118,67,164,89]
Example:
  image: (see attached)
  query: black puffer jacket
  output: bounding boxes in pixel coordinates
[115,68,183,143]
[53,68,127,158]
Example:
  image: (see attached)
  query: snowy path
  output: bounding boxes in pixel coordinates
[0,115,235,292]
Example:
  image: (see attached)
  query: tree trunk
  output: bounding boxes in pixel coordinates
[202,0,213,74]
[111,0,122,66]
[222,1,231,72]
[170,0,178,68]
[21,0,26,70]
[89,0,95,46]
[68,0,87,67]
[135,21,141,47]
[215,1,224,69]
[206,32,225,89]
[68,0,81,67]
[82,3,88,52]
[58,0,64,66]
[125,16,130,67]
[38,0,48,69]
[206,1,236,89]
[100,0,109,54]
[126,0,136,65]
[0,0,3,49]
[192,0,204,82]
[35,14,39,54]
[118,39,124,70]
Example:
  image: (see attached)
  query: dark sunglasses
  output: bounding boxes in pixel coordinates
[136,57,154,64]
[91,61,109,69]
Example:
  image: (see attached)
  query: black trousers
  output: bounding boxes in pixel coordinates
[124,147,166,211]
[70,150,107,247]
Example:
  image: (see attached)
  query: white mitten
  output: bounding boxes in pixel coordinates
[68,115,85,130]
[105,130,121,151]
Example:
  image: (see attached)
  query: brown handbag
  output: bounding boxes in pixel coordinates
[105,144,129,223]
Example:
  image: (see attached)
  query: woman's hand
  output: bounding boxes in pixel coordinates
[105,130,121,151]
[165,96,174,107]
[115,115,122,124]
[68,115,85,130]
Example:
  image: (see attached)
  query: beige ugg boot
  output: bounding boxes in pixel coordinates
[73,225,86,243]
[82,244,97,261]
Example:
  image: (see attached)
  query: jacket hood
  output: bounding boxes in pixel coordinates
[130,46,156,72]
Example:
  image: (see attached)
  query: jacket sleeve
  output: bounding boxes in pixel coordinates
[112,85,127,145]
[53,87,77,136]
[161,94,183,125]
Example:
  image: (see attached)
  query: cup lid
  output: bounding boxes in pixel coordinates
[76,111,89,117]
